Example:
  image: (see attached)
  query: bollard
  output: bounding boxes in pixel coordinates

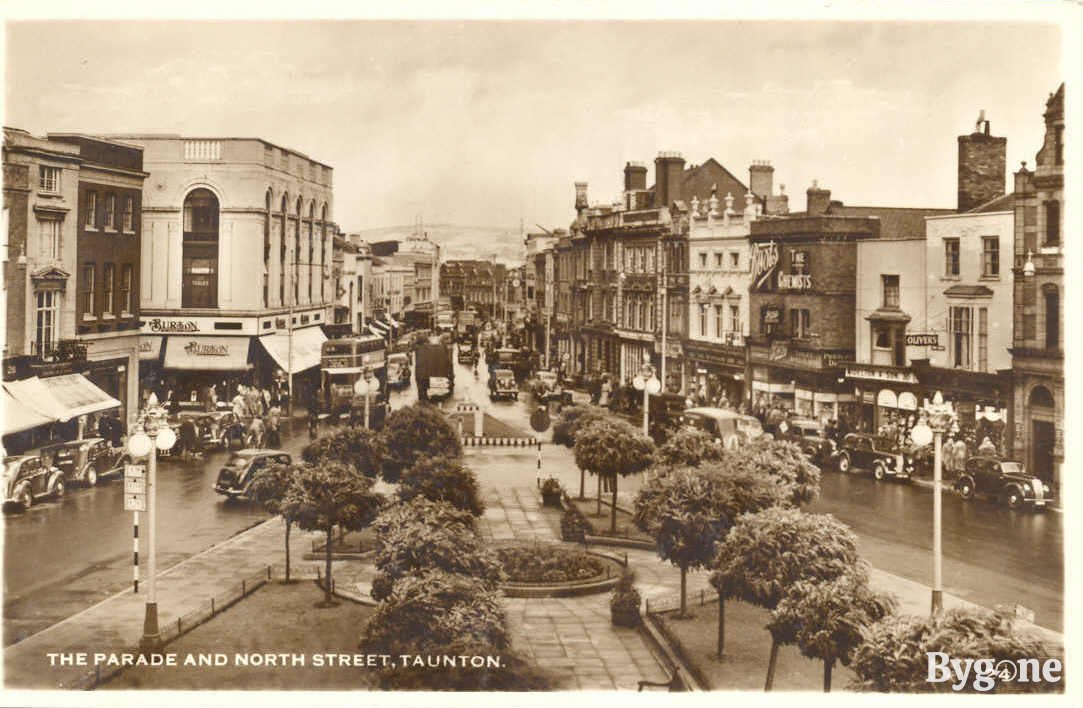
[267,566,272,580]
[242,579,246,597]
[178,617,183,634]
[211,597,215,616]
[473,405,483,437]
[645,598,651,614]
[700,589,705,606]
[624,551,628,566]
[95,664,101,687]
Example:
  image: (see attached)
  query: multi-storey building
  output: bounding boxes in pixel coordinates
[1010,84,1064,487]
[112,135,334,411]
[439,259,507,318]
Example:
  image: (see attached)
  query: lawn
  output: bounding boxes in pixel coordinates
[103,581,377,690]
[655,597,857,692]
[566,496,653,543]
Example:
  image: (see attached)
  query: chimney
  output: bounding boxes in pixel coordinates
[806,180,832,216]
[574,181,589,215]
[749,160,774,199]
[654,151,686,207]
[957,111,1006,212]
[624,161,647,191]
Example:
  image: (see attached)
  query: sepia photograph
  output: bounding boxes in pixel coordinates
[0,2,1078,703]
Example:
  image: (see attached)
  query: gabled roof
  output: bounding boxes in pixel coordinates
[826,205,954,239]
[648,157,751,204]
[966,192,1014,214]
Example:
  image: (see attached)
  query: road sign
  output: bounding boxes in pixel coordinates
[124,464,146,480]
[124,478,147,495]
[530,407,551,432]
[124,493,146,512]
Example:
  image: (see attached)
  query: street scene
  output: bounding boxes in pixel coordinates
[0,13,1073,700]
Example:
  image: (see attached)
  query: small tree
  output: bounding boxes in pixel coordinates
[851,608,1061,693]
[381,404,463,483]
[654,427,725,469]
[247,462,302,581]
[768,568,897,691]
[282,462,385,605]
[573,417,655,534]
[552,405,610,499]
[633,464,787,617]
[301,425,386,478]
[734,437,821,505]
[398,454,485,516]
[710,507,860,686]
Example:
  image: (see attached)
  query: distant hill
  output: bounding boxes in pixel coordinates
[353,224,525,264]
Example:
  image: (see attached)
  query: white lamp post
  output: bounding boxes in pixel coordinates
[127,393,177,652]
[908,390,957,615]
[632,361,661,437]
[353,366,374,429]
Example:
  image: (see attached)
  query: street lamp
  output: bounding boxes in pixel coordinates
[353,366,375,429]
[908,390,957,615]
[127,393,177,652]
[1023,250,1036,278]
[632,361,661,437]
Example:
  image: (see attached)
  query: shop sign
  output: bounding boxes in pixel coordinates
[762,306,782,324]
[276,318,288,330]
[905,333,939,347]
[822,353,843,369]
[862,391,876,404]
[751,242,780,289]
[777,273,813,290]
[183,340,231,357]
[147,318,200,333]
[770,341,788,361]
[845,363,919,384]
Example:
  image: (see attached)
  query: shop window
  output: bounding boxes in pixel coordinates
[950,306,972,368]
[182,188,219,308]
[882,274,899,308]
[944,238,960,277]
[981,237,999,277]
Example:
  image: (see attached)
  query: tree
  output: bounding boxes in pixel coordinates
[633,463,787,617]
[851,608,1061,693]
[710,507,860,686]
[381,404,463,483]
[301,425,386,478]
[282,462,385,605]
[551,405,610,499]
[768,568,896,691]
[654,427,725,469]
[246,462,302,581]
[573,417,655,534]
[370,498,502,601]
[733,437,821,505]
[398,454,485,516]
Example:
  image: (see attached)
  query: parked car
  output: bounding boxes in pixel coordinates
[954,456,1053,510]
[777,418,835,467]
[43,437,129,487]
[680,407,764,449]
[386,352,412,389]
[831,433,914,481]
[213,449,292,500]
[531,370,564,402]
[3,454,66,509]
[489,368,519,401]
[457,344,477,366]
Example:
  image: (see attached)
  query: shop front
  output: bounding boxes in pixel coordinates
[843,362,923,435]
[2,373,121,454]
[684,340,745,408]
[750,341,855,422]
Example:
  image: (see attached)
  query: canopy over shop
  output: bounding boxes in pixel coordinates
[2,374,121,452]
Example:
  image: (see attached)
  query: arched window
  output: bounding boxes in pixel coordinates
[182,188,219,308]
[280,194,288,305]
[1043,284,1059,350]
[294,196,302,304]
[263,189,272,307]
[320,203,328,302]
[307,202,315,302]
[1029,385,1054,409]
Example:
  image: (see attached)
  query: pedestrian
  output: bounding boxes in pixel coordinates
[232,390,246,420]
[599,376,611,408]
[978,436,997,457]
[952,437,968,474]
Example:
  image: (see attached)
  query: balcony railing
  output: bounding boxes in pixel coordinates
[30,338,87,363]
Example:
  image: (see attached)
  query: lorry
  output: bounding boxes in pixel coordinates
[414,338,455,401]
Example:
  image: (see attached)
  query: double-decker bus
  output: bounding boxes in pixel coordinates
[320,335,387,416]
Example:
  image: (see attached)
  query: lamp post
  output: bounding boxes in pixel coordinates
[632,361,661,437]
[908,391,957,615]
[126,393,177,652]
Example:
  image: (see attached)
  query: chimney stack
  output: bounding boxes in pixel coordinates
[957,111,1006,212]
[624,162,647,191]
[806,180,832,216]
[654,151,686,207]
[574,181,589,215]
[749,160,774,199]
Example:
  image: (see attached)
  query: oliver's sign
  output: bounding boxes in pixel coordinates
[905,334,939,347]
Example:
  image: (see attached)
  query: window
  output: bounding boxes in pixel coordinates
[1055,125,1064,166]
[38,218,62,259]
[81,264,95,316]
[182,188,219,308]
[979,236,1000,277]
[698,251,707,269]
[950,306,972,368]
[714,252,723,268]
[790,308,810,338]
[120,264,132,314]
[882,275,900,308]
[729,305,740,334]
[791,250,809,275]
[104,194,116,229]
[699,304,707,337]
[39,166,60,194]
[944,238,960,276]
[85,192,97,228]
[714,305,723,338]
[1044,287,1060,350]
[1044,201,1060,246]
[103,264,115,315]
[35,290,59,354]
[874,326,891,350]
[730,251,740,269]
[978,307,988,372]
[123,197,134,231]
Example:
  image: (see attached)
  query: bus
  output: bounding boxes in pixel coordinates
[320,335,387,416]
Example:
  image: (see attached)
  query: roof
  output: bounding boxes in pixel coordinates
[648,157,751,204]
[943,284,994,298]
[826,205,954,239]
[866,307,913,323]
[966,192,1014,214]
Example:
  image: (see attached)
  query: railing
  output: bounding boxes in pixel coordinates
[184,140,222,161]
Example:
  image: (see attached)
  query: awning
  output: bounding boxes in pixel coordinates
[4,376,73,424]
[164,336,251,371]
[38,373,121,418]
[368,323,387,337]
[3,383,56,435]
[139,335,163,361]
[258,327,327,375]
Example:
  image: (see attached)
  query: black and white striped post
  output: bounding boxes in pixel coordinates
[133,511,140,594]
[536,439,542,476]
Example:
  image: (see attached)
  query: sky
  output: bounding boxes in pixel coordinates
[3,20,1064,234]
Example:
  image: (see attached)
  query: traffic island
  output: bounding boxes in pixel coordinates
[493,541,626,598]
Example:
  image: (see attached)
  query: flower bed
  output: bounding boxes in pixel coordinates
[496,544,605,584]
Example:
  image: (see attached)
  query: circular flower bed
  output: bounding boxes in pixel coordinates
[496,544,605,584]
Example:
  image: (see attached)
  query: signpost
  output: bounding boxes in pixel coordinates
[124,464,146,593]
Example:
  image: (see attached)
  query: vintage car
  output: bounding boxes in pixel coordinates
[490,347,531,382]
[489,368,519,401]
[457,343,477,366]
[214,449,292,500]
[954,456,1053,510]
[3,454,66,509]
[680,407,764,449]
[531,370,564,401]
[777,418,835,467]
[426,375,453,401]
[43,437,129,486]
[386,352,412,389]
[831,433,914,481]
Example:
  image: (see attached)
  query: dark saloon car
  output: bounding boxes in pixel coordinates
[955,456,1053,510]
[43,437,130,487]
[831,433,914,481]
[777,418,835,467]
[3,454,66,509]
[214,449,292,500]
